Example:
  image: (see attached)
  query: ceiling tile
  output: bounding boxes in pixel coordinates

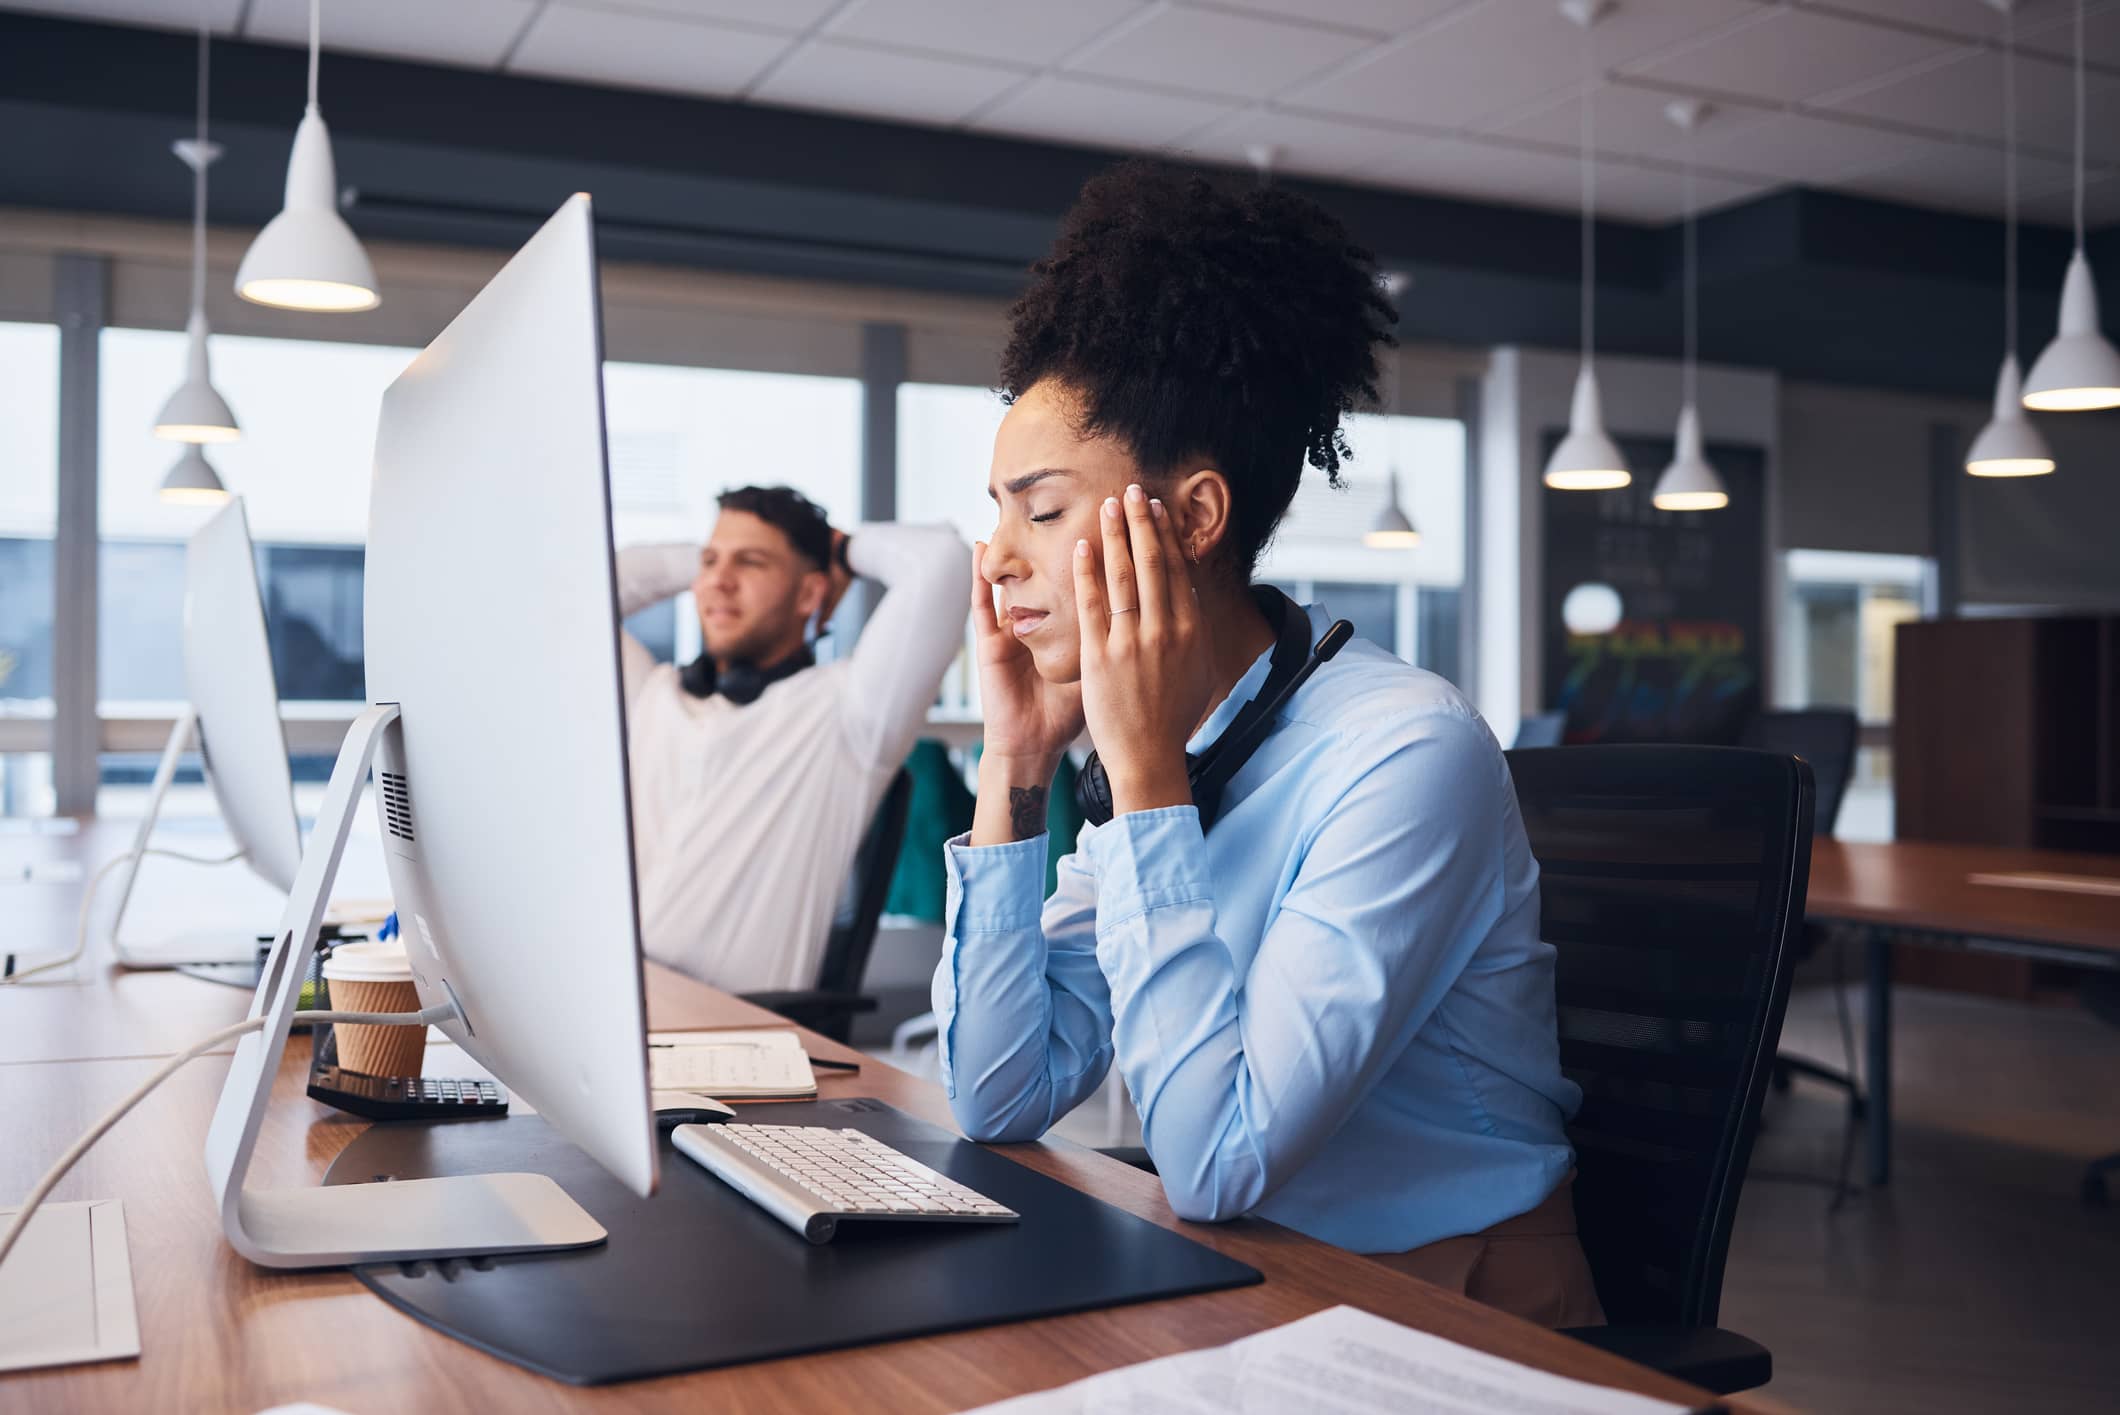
[1691,111,1964,184]
[1285,0,1760,133]
[970,75,1238,151]
[2018,0,2120,68]
[1360,138,1591,216]
[1065,6,1375,102]
[1202,0,1471,37]
[1479,81,1778,166]
[751,38,1030,126]
[1810,0,2008,44]
[246,0,536,68]
[1180,107,1419,182]
[1624,6,1966,106]
[1827,142,2078,219]
[1817,46,2120,166]
[508,7,792,97]
[1,0,243,31]
[556,0,842,29]
[824,0,1145,66]
[1588,160,1774,222]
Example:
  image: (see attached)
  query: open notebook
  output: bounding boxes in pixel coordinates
[649,1029,818,1100]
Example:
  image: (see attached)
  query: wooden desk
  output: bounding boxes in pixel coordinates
[3,961,1730,1412]
[1805,839,2120,1185]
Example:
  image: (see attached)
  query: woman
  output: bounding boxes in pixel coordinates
[933,163,1600,1327]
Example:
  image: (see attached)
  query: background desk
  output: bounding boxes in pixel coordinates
[2,821,1741,1415]
[1806,840,2120,1185]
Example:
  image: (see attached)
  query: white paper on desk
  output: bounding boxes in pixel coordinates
[649,1029,816,1097]
[0,1200,141,1373]
[959,1305,1687,1415]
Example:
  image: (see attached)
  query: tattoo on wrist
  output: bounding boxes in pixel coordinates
[1008,785,1049,840]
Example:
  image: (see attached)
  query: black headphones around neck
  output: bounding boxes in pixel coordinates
[679,644,816,705]
[1073,588,1353,833]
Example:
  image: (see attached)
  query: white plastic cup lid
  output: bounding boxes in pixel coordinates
[321,940,415,984]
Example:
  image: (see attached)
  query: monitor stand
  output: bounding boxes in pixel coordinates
[202,701,606,1269]
[106,706,264,969]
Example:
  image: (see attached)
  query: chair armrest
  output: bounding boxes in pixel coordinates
[1559,1324,1771,1396]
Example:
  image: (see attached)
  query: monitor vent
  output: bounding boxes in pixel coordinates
[380,771,416,843]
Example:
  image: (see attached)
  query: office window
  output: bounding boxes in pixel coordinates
[604,361,862,667]
[0,321,62,816]
[1778,549,1932,841]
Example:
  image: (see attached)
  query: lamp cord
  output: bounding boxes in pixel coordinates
[308,0,321,110]
[190,0,209,319]
[1683,118,1698,411]
[2006,3,2019,359]
[1579,18,1596,368]
[2073,0,2085,252]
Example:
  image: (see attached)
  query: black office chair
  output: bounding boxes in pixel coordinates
[1740,710,1860,1120]
[743,767,914,1044]
[1513,710,1568,749]
[1508,744,1815,1396]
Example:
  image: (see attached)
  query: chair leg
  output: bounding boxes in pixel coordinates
[2081,1152,2120,1207]
[1775,1053,1867,1116]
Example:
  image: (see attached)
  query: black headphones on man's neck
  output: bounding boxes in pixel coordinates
[1073,587,1353,832]
[679,644,816,705]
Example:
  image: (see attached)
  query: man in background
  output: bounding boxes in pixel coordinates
[618,485,969,991]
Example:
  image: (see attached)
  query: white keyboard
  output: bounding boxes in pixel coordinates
[671,1123,1019,1244]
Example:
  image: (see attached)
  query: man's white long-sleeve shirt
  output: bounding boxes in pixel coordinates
[618,524,970,992]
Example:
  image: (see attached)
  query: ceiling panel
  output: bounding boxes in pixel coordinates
[2017,0,2120,66]
[1479,81,1779,166]
[1809,0,2010,44]
[1817,46,2120,164]
[1691,111,1968,184]
[246,0,536,69]
[1066,6,1376,102]
[1284,0,1762,133]
[2021,170,2120,226]
[1179,107,1421,183]
[752,38,1029,126]
[970,75,1239,150]
[1827,140,2078,218]
[825,0,1145,67]
[1624,6,1967,105]
[1,0,243,32]
[508,7,792,97]
[1204,0,1471,37]
[558,0,842,30]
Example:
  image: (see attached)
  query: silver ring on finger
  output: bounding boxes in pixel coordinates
[1108,606,1138,616]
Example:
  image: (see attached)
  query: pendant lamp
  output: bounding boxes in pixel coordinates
[236,0,379,312]
[155,6,239,444]
[160,443,230,505]
[1365,468,1422,548]
[1545,0,1629,491]
[1969,1,2055,475]
[2021,0,2120,411]
[1653,100,1728,511]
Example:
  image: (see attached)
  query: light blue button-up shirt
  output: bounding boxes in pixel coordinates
[931,604,1580,1254]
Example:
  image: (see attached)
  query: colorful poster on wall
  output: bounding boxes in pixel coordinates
[1539,432,1765,745]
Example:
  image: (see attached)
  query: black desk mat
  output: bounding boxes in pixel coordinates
[325,1096,1262,1385]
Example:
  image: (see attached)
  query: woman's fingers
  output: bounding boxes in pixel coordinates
[1122,484,1166,627]
[1072,537,1108,669]
[1099,496,1137,629]
[970,541,1004,640]
[1149,496,1200,630]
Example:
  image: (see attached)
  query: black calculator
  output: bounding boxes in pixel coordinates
[307,1064,508,1121]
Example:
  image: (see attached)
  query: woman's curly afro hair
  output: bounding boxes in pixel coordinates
[1000,161,1398,576]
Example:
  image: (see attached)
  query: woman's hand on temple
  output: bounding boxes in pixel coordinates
[1074,485,1211,818]
[969,540,1084,844]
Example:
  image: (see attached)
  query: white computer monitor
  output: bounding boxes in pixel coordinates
[105,495,304,967]
[205,194,656,1266]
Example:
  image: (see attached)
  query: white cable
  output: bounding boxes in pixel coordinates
[0,1002,458,1271]
[0,846,243,987]
[307,0,321,109]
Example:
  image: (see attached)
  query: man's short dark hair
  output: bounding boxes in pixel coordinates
[716,485,833,571]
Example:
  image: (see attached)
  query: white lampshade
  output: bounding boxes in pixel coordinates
[1363,468,1422,547]
[1651,404,1727,510]
[236,105,378,312]
[160,444,230,504]
[1544,365,1630,490]
[153,310,241,443]
[2023,249,2120,411]
[1968,354,2056,476]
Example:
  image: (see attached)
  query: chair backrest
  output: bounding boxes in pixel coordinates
[1507,745,1814,1328]
[1739,708,1857,835]
[1513,710,1568,750]
[816,767,915,998]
